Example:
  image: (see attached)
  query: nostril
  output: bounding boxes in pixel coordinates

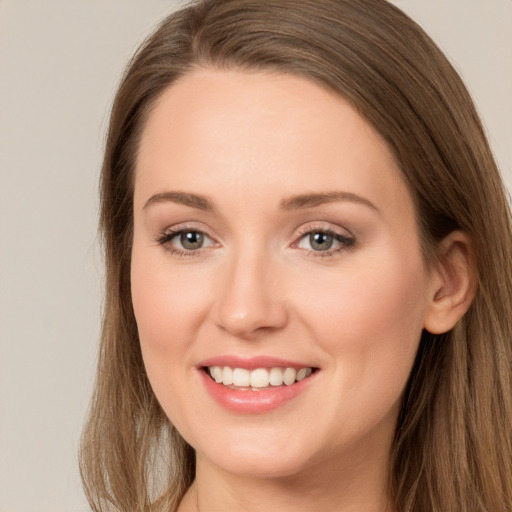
[214,306,289,339]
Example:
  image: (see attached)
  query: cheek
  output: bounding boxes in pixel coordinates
[130,242,209,399]
[329,268,425,347]
[296,245,428,397]
[131,250,206,347]
[130,249,210,435]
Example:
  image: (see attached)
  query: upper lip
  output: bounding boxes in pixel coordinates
[198,355,318,370]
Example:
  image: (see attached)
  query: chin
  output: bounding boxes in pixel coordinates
[201,445,315,479]
[189,422,325,480]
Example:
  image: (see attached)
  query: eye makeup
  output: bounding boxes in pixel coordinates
[154,222,357,260]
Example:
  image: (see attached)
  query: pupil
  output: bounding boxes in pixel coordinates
[310,232,333,251]
[181,231,204,250]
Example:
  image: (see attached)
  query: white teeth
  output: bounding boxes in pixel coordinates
[222,366,233,385]
[250,368,270,388]
[296,368,313,381]
[232,368,250,387]
[296,368,307,381]
[209,366,223,383]
[283,367,297,386]
[269,367,284,386]
[208,366,314,388]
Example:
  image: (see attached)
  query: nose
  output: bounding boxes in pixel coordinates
[212,249,289,339]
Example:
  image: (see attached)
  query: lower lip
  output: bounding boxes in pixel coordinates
[199,369,316,414]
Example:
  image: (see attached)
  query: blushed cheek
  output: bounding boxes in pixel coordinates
[300,256,427,365]
[131,244,177,356]
[131,254,184,403]
[130,251,210,359]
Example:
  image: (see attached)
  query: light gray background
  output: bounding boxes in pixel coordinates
[0,1,510,511]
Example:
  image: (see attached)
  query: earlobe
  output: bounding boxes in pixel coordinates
[424,231,476,335]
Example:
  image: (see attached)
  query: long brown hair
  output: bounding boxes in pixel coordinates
[80,1,512,510]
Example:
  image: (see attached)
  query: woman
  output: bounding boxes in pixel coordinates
[80,0,512,511]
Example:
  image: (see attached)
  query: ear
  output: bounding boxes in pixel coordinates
[423,231,476,335]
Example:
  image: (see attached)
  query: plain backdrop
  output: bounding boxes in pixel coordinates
[0,1,510,511]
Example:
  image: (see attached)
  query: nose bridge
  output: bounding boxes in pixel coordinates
[214,242,288,337]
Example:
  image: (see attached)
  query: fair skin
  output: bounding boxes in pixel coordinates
[131,68,473,512]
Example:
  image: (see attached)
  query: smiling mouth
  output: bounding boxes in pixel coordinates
[204,366,318,390]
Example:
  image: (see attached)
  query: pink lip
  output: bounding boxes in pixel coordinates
[196,356,318,414]
[198,355,313,370]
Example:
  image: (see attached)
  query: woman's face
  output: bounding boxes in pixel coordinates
[131,69,436,479]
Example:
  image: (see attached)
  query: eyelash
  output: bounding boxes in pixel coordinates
[155,225,356,259]
[156,225,214,258]
[294,225,356,258]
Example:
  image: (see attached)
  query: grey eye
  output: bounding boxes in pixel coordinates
[179,231,205,250]
[296,229,355,254]
[309,232,334,251]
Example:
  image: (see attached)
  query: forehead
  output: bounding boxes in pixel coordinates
[134,68,412,219]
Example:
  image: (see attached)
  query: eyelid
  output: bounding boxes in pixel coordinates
[157,221,216,240]
[154,221,356,258]
[294,222,354,239]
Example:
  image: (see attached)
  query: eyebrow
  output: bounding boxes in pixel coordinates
[143,190,378,213]
[280,191,378,212]
[143,191,215,212]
